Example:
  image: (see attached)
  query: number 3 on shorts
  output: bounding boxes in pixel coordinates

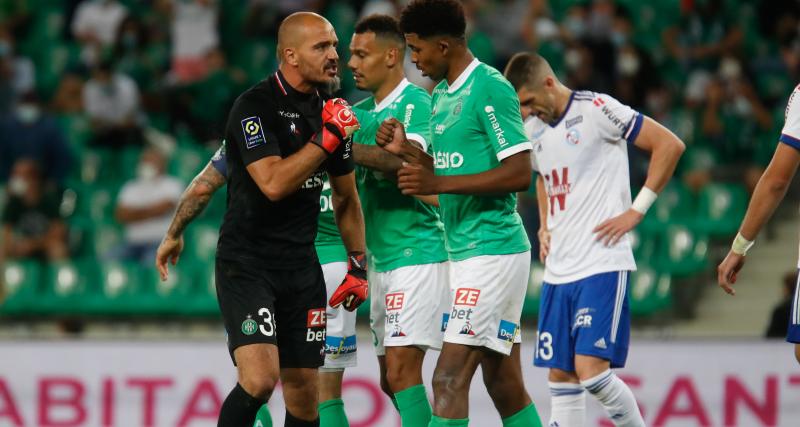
[537,331,553,361]
[259,307,275,336]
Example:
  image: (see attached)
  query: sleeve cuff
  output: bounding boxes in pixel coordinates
[780,133,800,152]
[497,141,533,162]
[623,113,644,144]
[406,133,428,152]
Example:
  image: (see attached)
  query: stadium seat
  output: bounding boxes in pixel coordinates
[657,224,709,276]
[184,261,220,316]
[640,182,694,232]
[629,266,672,316]
[185,222,220,263]
[169,145,208,184]
[40,260,97,314]
[74,183,118,223]
[87,262,142,315]
[138,262,196,315]
[695,183,747,237]
[0,260,43,315]
[523,262,545,317]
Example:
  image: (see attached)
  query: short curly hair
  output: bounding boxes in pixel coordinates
[399,0,466,40]
[354,14,404,46]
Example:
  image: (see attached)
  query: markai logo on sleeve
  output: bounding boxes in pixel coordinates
[484,106,508,147]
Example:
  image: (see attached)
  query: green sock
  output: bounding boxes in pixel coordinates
[253,404,272,427]
[319,398,349,427]
[428,415,469,426]
[395,384,433,427]
[501,403,542,427]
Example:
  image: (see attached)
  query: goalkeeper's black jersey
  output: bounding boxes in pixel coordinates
[216,70,353,268]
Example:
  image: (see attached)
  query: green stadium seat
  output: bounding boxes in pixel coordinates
[139,263,196,315]
[184,261,220,316]
[185,222,220,263]
[87,262,142,315]
[657,224,709,275]
[640,182,694,233]
[169,145,207,184]
[40,260,97,314]
[74,184,118,223]
[629,228,659,261]
[695,183,747,237]
[629,266,672,316]
[1,260,43,315]
[523,262,545,317]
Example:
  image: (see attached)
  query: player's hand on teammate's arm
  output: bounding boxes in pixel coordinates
[313,98,360,154]
[155,235,184,281]
[717,251,745,296]
[592,209,644,247]
[329,252,368,311]
[376,118,407,156]
[537,228,551,263]
[397,162,440,195]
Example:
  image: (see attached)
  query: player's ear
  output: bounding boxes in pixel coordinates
[284,47,299,67]
[385,46,399,68]
[438,38,449,56]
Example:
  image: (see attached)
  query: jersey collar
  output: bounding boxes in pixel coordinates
[374,78,410,112]
[447,58,481,94]
[274,70,320,100]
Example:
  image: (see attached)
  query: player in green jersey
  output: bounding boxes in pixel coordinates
[346,14,450,427]
[376,1,544,427]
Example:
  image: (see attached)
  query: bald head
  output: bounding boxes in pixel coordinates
[504,52,557,91]
[277,12,333,63]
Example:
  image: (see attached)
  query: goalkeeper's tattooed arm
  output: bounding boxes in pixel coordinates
[156,162,225,281]
[166,163,226,239]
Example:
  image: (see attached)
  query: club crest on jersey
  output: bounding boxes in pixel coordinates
[241,116,266,149]
[566,128,580,146]
[453,97,463,115]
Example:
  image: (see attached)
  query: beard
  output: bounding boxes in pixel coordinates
[322,75,341,95]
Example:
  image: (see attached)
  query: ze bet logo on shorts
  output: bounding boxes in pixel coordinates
[385,292,405,311]
[454,288,480,306]
[307,308,327,328]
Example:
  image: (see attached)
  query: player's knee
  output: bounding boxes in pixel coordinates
[385,360,415,391]
[431,370,467,397]
[239,375,277,400]
[549,368,579,383]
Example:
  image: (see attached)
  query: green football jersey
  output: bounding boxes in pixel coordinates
[430,60,532,261]
[353,79,448,272]
[315,176,347,264]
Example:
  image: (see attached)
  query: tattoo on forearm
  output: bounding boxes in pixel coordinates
[165,166,225,239]
[353,144,403,173]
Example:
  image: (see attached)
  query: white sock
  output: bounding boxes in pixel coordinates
[581,370,645,427]
[548,382,586,427]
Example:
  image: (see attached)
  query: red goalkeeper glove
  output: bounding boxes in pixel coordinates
[329,252,368,311]
[312,98,360,154]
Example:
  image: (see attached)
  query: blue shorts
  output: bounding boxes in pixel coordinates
[534,271,631,372]
[788,270,800,344]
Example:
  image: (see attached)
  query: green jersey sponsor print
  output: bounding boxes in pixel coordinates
[430,60,532,260]
[315,176,347,264]
[353,79,448,272]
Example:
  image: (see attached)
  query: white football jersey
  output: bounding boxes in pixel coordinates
[526,91,641,284]
[778,85,800,267]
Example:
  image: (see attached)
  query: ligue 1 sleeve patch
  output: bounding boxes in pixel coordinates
[241,116,267,149]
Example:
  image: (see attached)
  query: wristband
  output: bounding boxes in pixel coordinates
[731,232,754,256]
[631,187,658,215]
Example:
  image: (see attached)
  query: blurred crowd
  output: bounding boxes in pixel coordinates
[1,0,799,276]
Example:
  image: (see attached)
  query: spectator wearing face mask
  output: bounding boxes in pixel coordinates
[0,92,73,186]
[1,158,68,262]
[82,60,144,148]
[110,147,182,266]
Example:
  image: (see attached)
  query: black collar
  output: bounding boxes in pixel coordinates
[274,70,320,102]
